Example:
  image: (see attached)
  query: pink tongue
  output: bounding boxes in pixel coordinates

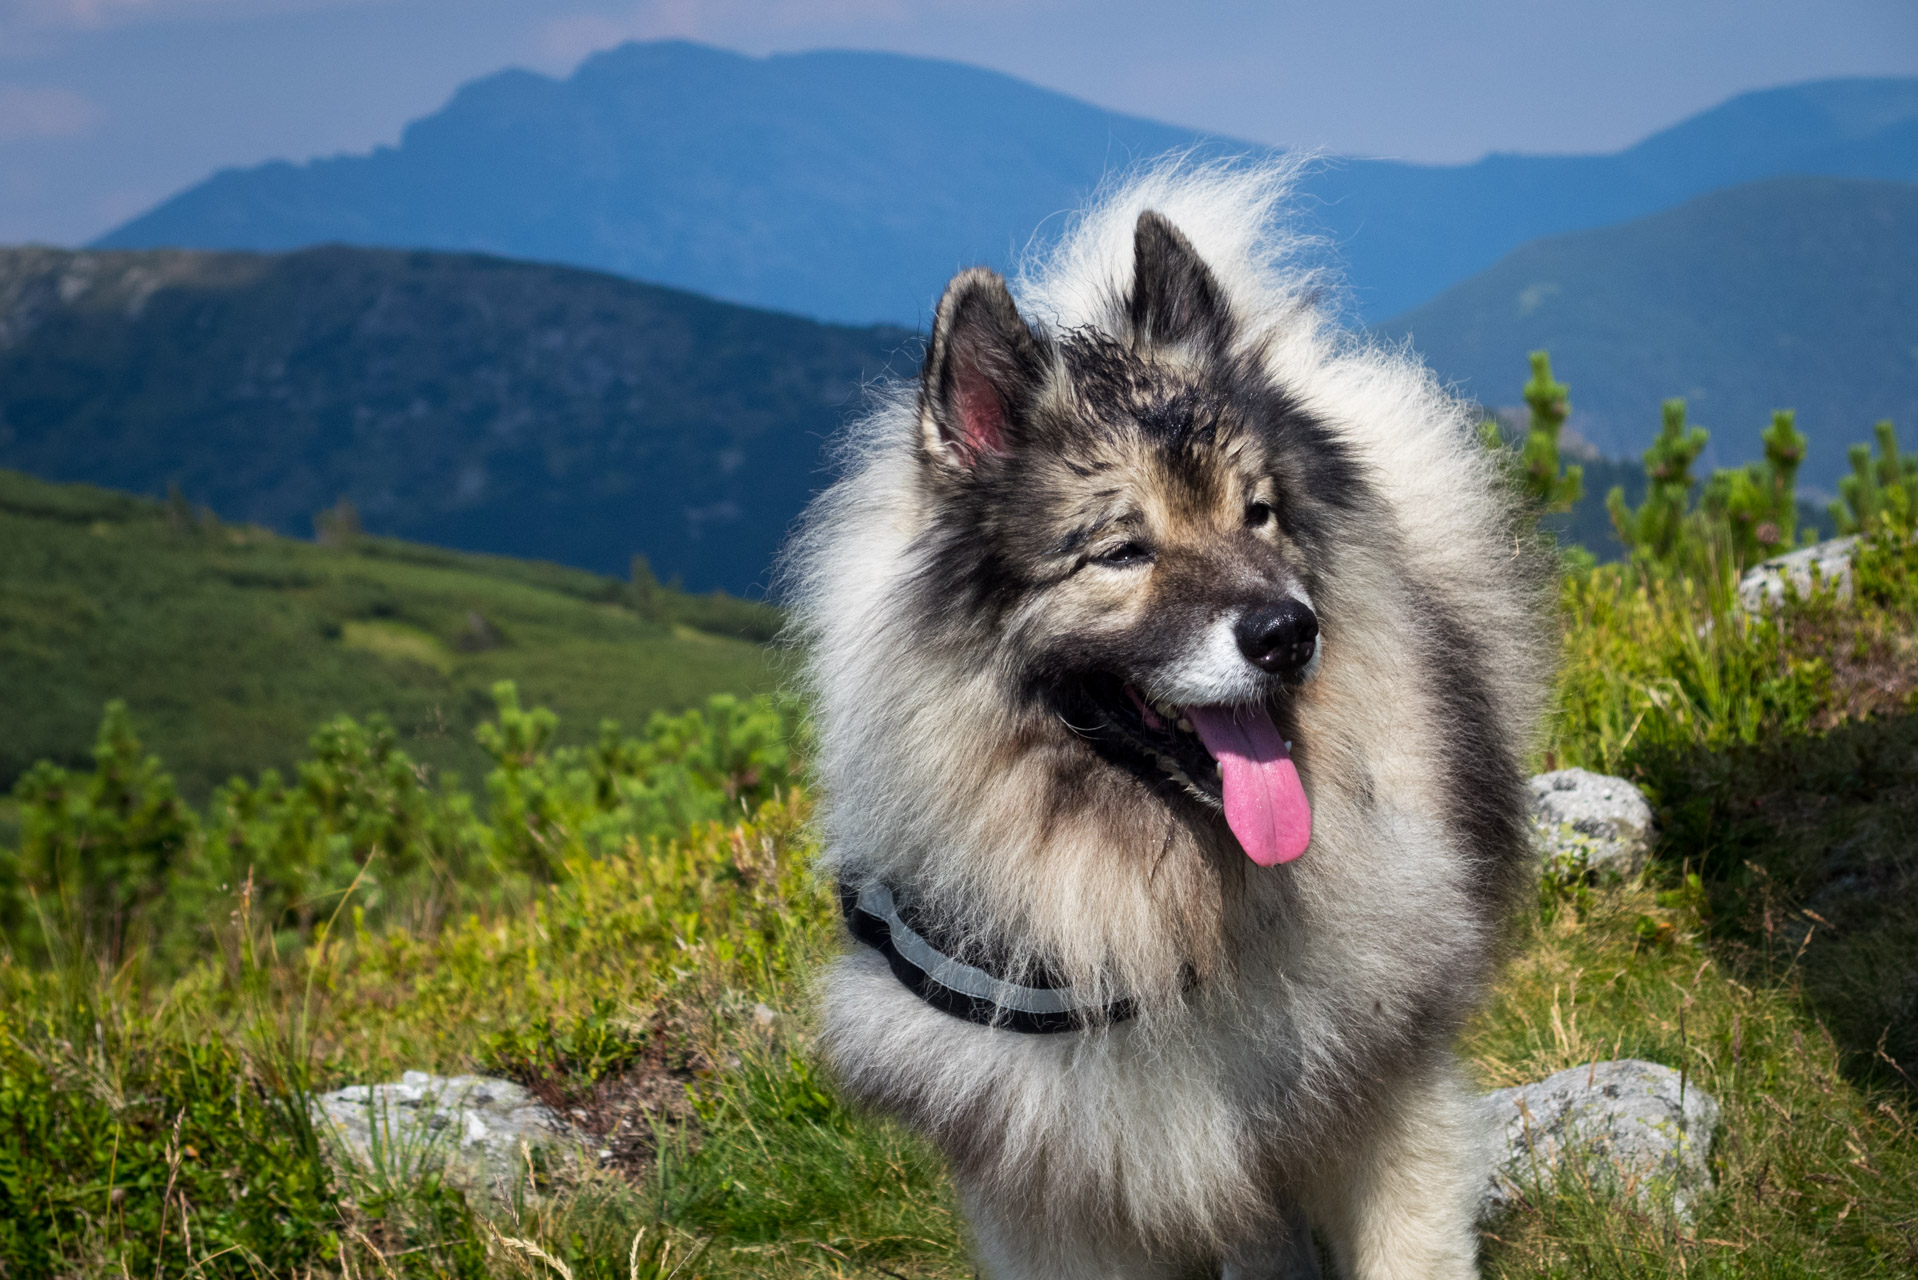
[1184,705,1312,866]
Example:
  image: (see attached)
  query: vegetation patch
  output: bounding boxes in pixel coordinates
[3,372,1917,1276]
[0,469,780,801]
[342,620,458,675]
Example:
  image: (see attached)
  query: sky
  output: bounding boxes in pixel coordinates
[1,0,1914,245]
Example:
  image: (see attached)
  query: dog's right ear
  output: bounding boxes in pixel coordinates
[920,267,1047,469]
[1129,210,1233,356]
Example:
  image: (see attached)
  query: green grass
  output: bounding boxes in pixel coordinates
[0,469,780,803]
[1467,875,1918,1276]
[2,497,1916,1276]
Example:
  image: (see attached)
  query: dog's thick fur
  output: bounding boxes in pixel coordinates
[784,164,1553,1280]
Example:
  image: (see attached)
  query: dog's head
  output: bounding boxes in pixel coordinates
[907,211,1370,867]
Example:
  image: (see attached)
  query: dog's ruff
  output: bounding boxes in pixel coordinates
[784,159,1552,1280]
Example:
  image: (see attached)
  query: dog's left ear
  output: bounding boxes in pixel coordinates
[920,267,1047,469]
[1128,210,1234,356]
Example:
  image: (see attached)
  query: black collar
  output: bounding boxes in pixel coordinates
[839,880,1137,1034]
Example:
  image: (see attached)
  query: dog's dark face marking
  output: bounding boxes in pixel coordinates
[908,213,1371,832]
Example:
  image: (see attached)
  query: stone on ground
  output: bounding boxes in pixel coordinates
[1481,1059,1719,1221]
[312,1071,571,1193]
[1529,768,1654,876]
[1737,536,1857,612]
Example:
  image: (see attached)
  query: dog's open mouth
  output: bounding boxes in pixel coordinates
[1070,675,1312,865]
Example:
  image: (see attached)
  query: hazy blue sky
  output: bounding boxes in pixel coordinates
[1,0,1914,244]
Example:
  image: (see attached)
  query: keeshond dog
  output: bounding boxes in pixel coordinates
[785,165,1552,1280]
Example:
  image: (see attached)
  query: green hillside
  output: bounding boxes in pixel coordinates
[2,495,1914,1278]
[1384,176,1918,491]
[0,245,910,595]
[0,469,779,801]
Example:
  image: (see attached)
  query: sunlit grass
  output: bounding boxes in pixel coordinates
[1468,876,1918,1277]
[3,526,1916,1276]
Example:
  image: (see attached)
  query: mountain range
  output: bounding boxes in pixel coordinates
[0,245,907,594]
[94,42,1918,326]
[9,49,1915,586]
[1390,175,1918,483]
[4,169,1903,592]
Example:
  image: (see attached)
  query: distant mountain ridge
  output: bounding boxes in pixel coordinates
[1381,175,1918,489]
[5,170,1908,597]
[1314,76,1918,321]
[96,43,1205,325]
[93,43,1918,325]
[0,244,908,593]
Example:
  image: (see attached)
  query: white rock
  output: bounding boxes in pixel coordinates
[1529,768,1654,876]
[311,1073,571,1194]
[1737,536,1856,613]
[1481,1059,1719,1222]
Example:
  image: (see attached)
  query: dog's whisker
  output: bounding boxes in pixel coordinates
[1054,711,1099,738]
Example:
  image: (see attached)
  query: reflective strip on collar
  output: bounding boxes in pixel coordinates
[840,880,1138,1034]
[857,882,1091,1016]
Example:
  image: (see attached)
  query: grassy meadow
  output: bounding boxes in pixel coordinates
[0,468,780,804]
[2,474,1916,1276]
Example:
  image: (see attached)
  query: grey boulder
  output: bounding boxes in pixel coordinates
[312,1071,571,1192]
[1481,1059,1719,1221]
[1737,536,1856,613]
[1530,768,1654,876]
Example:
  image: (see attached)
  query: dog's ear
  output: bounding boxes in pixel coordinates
[921,267,1047,468]
[1128,210,1233,355]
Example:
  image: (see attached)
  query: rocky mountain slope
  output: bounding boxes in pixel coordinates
[0,244,909,593]
[1382,176,1918,483]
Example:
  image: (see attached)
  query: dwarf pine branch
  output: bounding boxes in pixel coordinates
[1831,420,1917,537]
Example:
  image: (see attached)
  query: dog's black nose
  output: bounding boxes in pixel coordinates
[1236,599,1318,674]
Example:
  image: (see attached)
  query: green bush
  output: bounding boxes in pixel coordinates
[1832,419,1917,537]
[190,712,484,945]
[2,684,801,969]
[0,987,342,1277]
[479,682,796,878]
[1,702,195,961]
[1606,398,1711,568]
[1701,407,1807,566]
[1514,350,1585,514]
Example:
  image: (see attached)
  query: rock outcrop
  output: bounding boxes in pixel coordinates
[1481,1059,1719,1221]
[312,1072,570,1193]
[1737,536,1857,612]
[1530,768,1654,876]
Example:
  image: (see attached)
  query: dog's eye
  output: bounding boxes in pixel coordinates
[1093,541,1153,568]
[1246,501,1275,528]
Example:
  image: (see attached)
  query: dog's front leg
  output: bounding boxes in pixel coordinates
[1298,1068,1485,1280]
[959,1181,1187,1280]
[1220,1198,1321,1280]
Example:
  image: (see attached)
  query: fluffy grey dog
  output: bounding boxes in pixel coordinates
[785,164,1552,1280]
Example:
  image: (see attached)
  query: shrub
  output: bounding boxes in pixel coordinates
[3,684,801,968]
[479,681,797,878]
[1700,407,1806,566]
[0,702,195,963]
[1606,398,1711,568]
[1518,351,1584,514]
[1831,418,1917,537]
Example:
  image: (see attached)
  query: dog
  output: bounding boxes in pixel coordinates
[784,163,1552,1280]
